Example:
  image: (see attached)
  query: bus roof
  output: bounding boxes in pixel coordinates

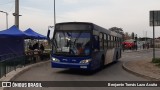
[55,22,122,38]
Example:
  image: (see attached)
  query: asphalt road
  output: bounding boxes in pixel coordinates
[7,49,160,90]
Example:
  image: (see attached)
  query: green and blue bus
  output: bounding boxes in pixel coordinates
[51,22,122,70]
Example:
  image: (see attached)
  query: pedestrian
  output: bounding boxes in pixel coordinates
[147,43,149,49]
[135,43,137,50]
[29,44,33,50]
[143,44,145,49]
[40,44,45,52]
[122,43,125,52]
[33,43,39,50]
[40,44,45,60]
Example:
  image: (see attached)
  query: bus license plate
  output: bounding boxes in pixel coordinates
[80,66,87,69]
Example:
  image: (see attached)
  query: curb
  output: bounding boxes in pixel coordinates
[122,61,160,81]
[0,60,50,90]
[123,48,160,53]
[123,49,152,53]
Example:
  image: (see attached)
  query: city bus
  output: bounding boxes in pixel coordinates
[51,22,122,71]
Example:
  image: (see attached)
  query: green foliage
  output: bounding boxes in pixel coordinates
[158,63,160,67]
[152,58,160,63]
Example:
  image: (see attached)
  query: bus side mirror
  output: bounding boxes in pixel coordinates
[47,30,50,39]
[47,30,51,45]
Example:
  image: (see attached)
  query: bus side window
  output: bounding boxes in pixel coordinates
[108,35,111,48]
[93,35,100,51]
[99,33,104,50]
[104,34,107,50]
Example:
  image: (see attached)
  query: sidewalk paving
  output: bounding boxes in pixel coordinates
[0,60,50,90]
[123,59,160,81]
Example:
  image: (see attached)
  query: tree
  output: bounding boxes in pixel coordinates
[109,27,124,35]
[109,27,125,41]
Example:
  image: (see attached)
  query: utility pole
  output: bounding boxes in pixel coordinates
[15,0,19,28]
[13,0,21,28]
[54,0,56,26]
[152,11,155,60]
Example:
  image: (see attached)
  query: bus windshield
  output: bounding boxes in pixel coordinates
[53,31,91,56]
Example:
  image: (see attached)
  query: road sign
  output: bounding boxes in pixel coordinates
[149,10,160,60]
[150,11,160,26]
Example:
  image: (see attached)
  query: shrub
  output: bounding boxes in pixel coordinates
[152,58,160,63]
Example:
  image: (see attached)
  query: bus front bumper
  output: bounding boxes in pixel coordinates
[51,62,91,70]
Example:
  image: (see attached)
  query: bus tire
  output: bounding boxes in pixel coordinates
[100,55,105,68]
[115,52,119,62]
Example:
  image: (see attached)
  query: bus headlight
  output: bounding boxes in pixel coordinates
[80,59,91,64]
[52,57,60,62]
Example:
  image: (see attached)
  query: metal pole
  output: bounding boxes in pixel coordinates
[54,0,56,26]
[15,0,19,28]
[6,13,8,29]
[145,31,147,44]
[135,34,137,50]
[153,11,155,60]
[0,11,8,29]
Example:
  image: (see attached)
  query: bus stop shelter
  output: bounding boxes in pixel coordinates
[0,25,34,56]
[24,28,47,39]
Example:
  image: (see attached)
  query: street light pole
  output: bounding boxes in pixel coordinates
[54,0,56,26]
[15,0,19,28]
[13,0,21,29]
[48,26,54,30]
[0,11,8,29]
[152,11,155,60]
[6,12,8,29]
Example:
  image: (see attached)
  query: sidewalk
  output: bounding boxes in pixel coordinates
[123,48,154,53]
[123,59,160,81]
[0,60,50,90]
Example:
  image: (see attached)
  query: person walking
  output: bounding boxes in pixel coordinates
[40,44,44,52]
[40,44,45,60]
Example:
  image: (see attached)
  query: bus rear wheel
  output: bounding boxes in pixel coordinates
[115,52,119,63]
[100,55,105,69]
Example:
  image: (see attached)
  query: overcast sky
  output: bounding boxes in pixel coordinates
[0,0,160,38]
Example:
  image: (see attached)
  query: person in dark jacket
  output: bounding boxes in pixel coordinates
[29,44,33,50]
[40,44,45,60]
[40,44,44,52]
[33,43,39,50]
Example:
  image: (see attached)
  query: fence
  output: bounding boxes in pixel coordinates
[0,53,50,78]
[155,44,160,48]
